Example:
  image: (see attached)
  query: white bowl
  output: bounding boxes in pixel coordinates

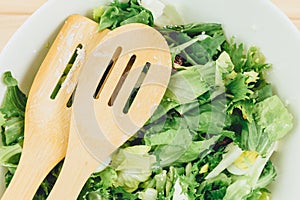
[0,0,300,199]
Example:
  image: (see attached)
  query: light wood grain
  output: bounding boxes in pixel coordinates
[0,14,29,50]
[0,0,46,14]
[0,0,299,52]
[273,0,300,18]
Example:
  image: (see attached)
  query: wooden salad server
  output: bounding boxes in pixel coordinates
[46,23,172,199]
[1,14,109,200]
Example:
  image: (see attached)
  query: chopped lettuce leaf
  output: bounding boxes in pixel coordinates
[111,145,156,192]
[2,117,24,146]
[153,128,192,167]
[216,52,235,75]
[223,177,252,200]
[145,129,177,146]
[253,95,293,141]
[138,188,157,200]
[0,143,22,169]
[175,135,220,163]
[164,62,216,107]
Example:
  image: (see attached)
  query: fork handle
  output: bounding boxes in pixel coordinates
[1,136,66,200]
[46,116,100,200]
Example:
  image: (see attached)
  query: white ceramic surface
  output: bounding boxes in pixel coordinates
[0,0,300,199]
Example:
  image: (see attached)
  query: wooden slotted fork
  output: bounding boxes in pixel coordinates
[1,14,109,200]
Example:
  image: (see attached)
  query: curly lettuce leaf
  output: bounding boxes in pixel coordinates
[198,173,231,200]
[0,71,26,118]
[223,40,271,74]
[93,0,154,31]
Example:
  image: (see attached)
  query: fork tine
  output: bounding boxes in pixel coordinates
[30,15,105,103]
[55,29,109,105]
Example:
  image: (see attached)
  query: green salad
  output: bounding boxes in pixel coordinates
[0,0,293,199]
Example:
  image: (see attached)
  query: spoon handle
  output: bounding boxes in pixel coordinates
[46,115,100,200]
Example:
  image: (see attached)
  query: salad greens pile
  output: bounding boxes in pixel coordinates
[0,0,293,199]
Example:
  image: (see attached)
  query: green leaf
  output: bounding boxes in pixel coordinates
[223,40,246,72]
[1,116,24,146]
[175,135,221,163]
[0,71,27,118]
[111,145,156,192]
[252,83,273,103]
[145,129,177,146]
[154,170,167,193]
[244,46,271,73]
[154,128,192,167]
[99,167,118,189]
[200,33,226,59]
[159,27,224,66]
[223,177,252,200]
[33,161,63,199]
[165,63,215,104]
[241,120,259,151]
[120,10,152,25]
[138,188,158,200]
[228,99,255,122]
[0,143,22,169]
[255,161,276,189]
[145,96,179,125]
[198,173,231,200]
[227,73,253,103]
[111,186,138,199]
[95,0,154,31]
[164,23,223,37]
[253,95,293,141]
[245,188,270,200]
[170,96,228,135]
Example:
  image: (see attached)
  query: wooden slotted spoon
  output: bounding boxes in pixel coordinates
[47,23,172,199]
[1,14,109,200]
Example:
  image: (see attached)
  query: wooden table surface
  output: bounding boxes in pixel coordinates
[0,0,299,52]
